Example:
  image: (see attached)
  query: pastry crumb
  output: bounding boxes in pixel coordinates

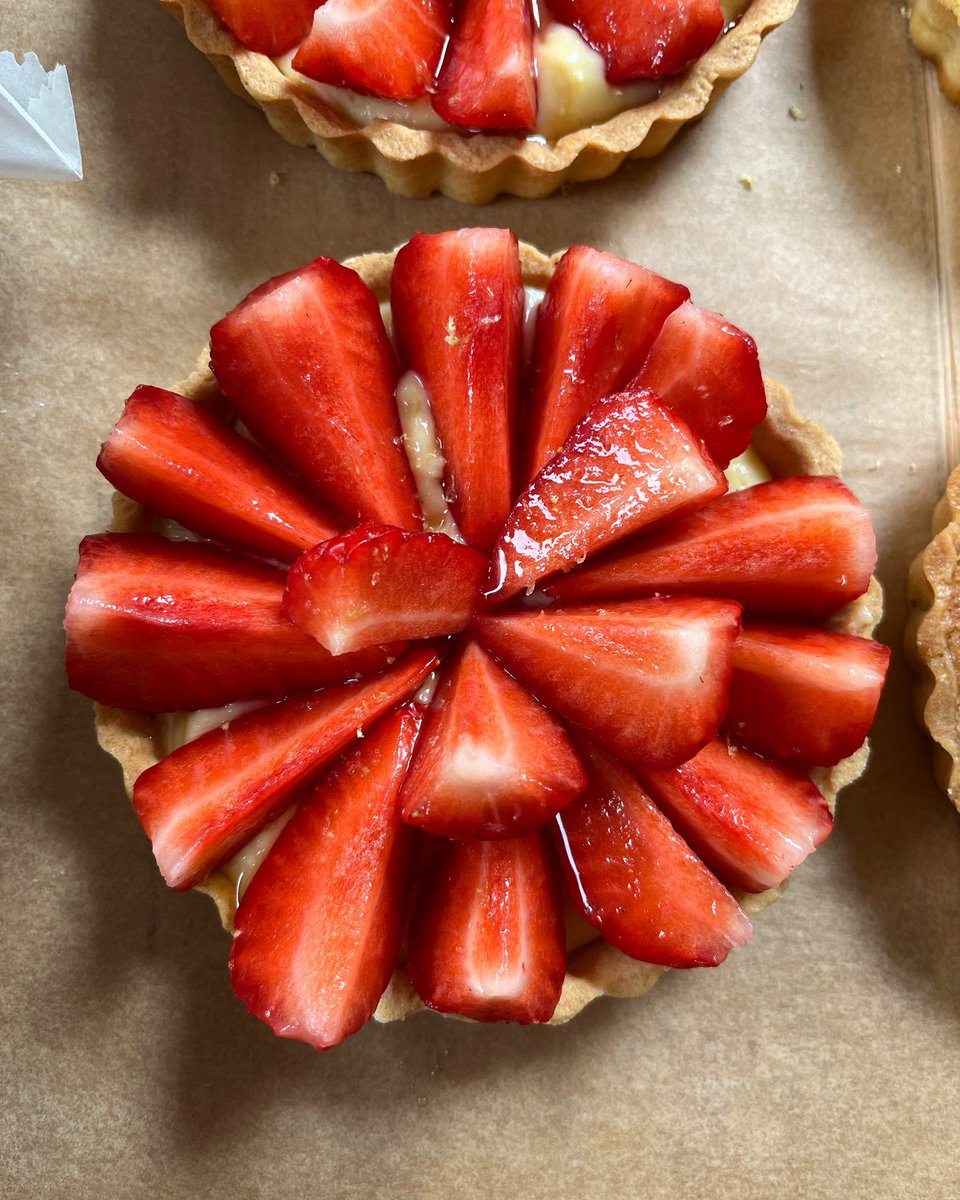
[269,170,285,186]
[900,5,913,18]
[444,316,460,346]
[788,104,808,121]
[909,462,918,474]
[738,174,754,191]
[868,460,883,472]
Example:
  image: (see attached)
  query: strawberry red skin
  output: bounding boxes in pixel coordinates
[639,739,834,894]
[475,597,742,770]
[210,257,420,531]
[407,833,567,1023]
[283,524,488,655]
[208,0,318,56]
[133,649,436,890]
[486,389,728,602]
[293,0,452,100]
[230,706,422,1051]
[392,229,523,552]
[545,476,878,618]
[548,0,725,84]
[555,742,752,968]
[399,640,587,839]
[724,626,891,768]
[97,386,338,565]
[525,246,689,482]
[432,0,537,131]
[630,300,767,468]
[65,533,398,711]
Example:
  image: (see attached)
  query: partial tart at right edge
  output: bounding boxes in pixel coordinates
[911,0,960,101]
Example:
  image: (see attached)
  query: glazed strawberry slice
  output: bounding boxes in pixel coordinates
[208,0,318,56]
[407,833,566,1023]
[555,741,752,968]
[545,476,877,618]
[639,739,834,894]
[210,257,420,530]
[476,597,741,769]
[283,525,487,655]
[524,246,689,482]
[549,0,724,84]
[97,386,337,565]
[724,626,891,768]
[399,640,586,839]
[432,0,537,131]
[629,301,767,468]
[293,0,452,100]
[65,533,397,711]
[486,389,727,602]
[230,705,422,1050]
[391,229,523,552]
[133,648,436,890]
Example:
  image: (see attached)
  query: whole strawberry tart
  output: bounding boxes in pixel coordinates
[161,0,797,200]
[66,230,888,1050]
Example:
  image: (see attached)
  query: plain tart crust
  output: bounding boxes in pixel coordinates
[160,0,798,201]
[911,0,960,102]
[93,241,883,1028]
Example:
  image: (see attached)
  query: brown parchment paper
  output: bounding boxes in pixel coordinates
[2,3,959,1197]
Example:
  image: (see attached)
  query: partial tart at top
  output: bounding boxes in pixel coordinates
[162,0,798,200]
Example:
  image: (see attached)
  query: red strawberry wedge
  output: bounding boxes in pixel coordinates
[548,0,724,84]
[475,597,742,769]
[432,0,537,131]
[486,389,727,602]
[210,257,420,530]
[399,640,587,839]
[208,0,318,56]
[555,742,752,968]
[392,229,523,552]
[724,626,891,768]
[230,705,422,1051]
[97,386,338,565]
[630,300,767,467]
[133,648,437,891]
[293,0,452,100]
[545,476,877,618]
[407,833,567,1023]
[639,739,834,894]
[65,533,398,711]
[525,246,688,481]
[283,525,487,655]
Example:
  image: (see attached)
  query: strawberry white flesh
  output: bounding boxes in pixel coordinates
[230,705,422,1051]
[208,0,318,55]
[406,833,567,1023]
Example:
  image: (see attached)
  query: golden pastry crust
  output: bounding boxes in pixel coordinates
[911,0,960,103]
[906,464,960,806]
[160,0,798,201]
[92,241,883,1027]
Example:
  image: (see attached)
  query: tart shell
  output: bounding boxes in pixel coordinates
[93,241,884,1028]
[161,0,798,202]
[910,0,960,103]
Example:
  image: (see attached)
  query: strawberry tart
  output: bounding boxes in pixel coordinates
[67,231,888,1049]
[910,0,960,102]
[160,0,797,200]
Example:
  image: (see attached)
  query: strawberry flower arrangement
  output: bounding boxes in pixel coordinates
[66,230,889,1050]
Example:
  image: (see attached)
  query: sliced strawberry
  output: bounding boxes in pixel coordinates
[230,705,421,1050]
[391,229,523,552]
[724,625,890,768]
[293,0,451,100]
[399,640,586,839]
[65,533,397,711]
[524,246,689,481]
[208,0,318,56]
[545,476,877,618]
[406,833,566,1023]
[639,738,833,894]
[431,0,537,131]
[629,300,767,468]
[475,597,741,769]
[133,648,436,890]
[486,389,727,602]
[210,257,420,530]
[283,524,487,655]
[548,0,725,84]
[555,741,752,968]
[97,386,337,565]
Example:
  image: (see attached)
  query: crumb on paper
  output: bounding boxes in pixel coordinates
[789,105,808,121]
[269,170,285,186]
[738,174,754,191]
[868,460,883,472]
[909,463,918,475]
[900,5,913,18]
[895,163,903,176]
